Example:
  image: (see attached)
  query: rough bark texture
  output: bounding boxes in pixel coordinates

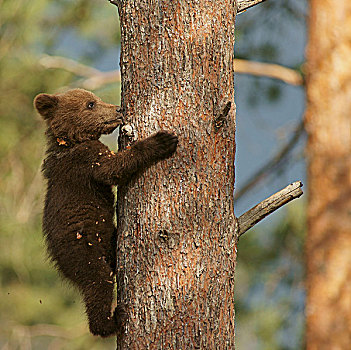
[116,1,237,348]
[305,1,351,349]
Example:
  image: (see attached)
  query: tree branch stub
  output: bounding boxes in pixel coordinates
[237,0,267,13]
[237,181,303,237]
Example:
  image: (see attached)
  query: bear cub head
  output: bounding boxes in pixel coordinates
[34,89,123,144]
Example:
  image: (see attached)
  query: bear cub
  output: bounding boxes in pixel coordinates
[34,89,178,337]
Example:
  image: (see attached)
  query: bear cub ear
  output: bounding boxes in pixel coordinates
[34,93,59,119]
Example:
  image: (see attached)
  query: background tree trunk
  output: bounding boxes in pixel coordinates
[305,1,351,349]
[116,1,237,348]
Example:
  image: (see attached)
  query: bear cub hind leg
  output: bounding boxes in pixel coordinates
[78,259,127,337]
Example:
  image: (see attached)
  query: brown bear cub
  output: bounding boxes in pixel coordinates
[34,89,178,337]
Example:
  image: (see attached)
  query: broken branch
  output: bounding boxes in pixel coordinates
[237,181,303,237]
[108,0,119,6]
[237,0,268,14]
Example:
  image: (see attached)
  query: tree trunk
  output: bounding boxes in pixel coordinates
[116,1,237,348]
[305,1,351,349]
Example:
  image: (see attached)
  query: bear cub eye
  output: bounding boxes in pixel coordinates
[87,101,95,109]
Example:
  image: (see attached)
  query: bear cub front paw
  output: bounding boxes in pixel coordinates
[151,130,178,160]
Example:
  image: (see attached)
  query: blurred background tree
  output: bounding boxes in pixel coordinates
[0,0,310,349]
[305,1,351,348]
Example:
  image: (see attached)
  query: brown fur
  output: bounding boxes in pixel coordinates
[34,89,178,337]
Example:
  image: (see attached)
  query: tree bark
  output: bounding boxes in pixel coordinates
[116,1,237,348]
[305,1,351,349]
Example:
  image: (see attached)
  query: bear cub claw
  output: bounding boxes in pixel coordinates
[113,303,128,335]
[151,130,179,159]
